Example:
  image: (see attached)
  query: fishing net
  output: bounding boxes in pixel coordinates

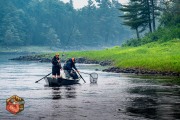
[89,73,98,83]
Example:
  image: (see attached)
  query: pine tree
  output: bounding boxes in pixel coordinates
[120,1,148,39]
[69,0,73,8]
[119,0,160,38]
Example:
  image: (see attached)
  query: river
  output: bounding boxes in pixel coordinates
[0,54,180,120]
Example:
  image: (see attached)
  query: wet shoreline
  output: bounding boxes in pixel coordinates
[103,67,180,77]
[10,55,180,77]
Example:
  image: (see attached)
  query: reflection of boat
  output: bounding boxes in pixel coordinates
[45,77,79,87]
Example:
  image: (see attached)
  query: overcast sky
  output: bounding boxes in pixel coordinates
[60,0,129,9]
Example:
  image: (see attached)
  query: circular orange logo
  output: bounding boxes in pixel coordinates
[6,95,25,114]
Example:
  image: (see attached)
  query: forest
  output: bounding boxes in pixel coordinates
[0,0,132,48]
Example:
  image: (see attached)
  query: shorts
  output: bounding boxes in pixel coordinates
[52,66,60,76]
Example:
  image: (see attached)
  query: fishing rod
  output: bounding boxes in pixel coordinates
[61,11,81,58]
[61,25,75,58]
[36,26,75,82]
[35,24,75,83]
[35,14,84,83]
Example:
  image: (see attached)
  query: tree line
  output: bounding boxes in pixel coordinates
[0,0,131,48]
[119,0,180,40]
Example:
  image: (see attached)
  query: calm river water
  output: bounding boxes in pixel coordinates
[0,54,180,120]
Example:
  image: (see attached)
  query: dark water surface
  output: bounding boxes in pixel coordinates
[0,54,180,120]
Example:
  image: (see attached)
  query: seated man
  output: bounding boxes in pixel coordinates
[63,58,79,79]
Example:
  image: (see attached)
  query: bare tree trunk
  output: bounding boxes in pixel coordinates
[151,0,156,31]
[135,28,140,39]
[146,0,152,33]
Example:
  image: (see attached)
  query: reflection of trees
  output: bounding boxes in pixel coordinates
[126,86,158,119]
[128,86,158,96]
[126,97,157,119]
[126,86,180,119]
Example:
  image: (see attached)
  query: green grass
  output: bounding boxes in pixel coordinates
[49,39,180,73]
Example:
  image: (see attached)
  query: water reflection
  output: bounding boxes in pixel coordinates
[90,82,98,86]
[51,87,62,100]
[51,86,77,100]
[65,86,77,99]
[126,97,158,119]
[126,85,180,119]
[128,86,158,96]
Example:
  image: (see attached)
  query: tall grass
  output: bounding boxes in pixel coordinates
[55,39,180,73]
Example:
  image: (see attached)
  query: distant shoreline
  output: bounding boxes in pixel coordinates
[10,54,180,77]
[0,51,37,55]
[0,46,58,54]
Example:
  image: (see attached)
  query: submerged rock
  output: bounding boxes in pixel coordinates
[99,60,112,66]
[95,68,99,71]
[75,57,99,64]
[10,55,51,62]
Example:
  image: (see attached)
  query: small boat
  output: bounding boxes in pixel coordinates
[45,77,80,87]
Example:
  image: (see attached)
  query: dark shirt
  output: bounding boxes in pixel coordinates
[52,56,61,69]
[63,59,77,70]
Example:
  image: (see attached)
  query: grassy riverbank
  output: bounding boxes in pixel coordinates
[48,39,180,73]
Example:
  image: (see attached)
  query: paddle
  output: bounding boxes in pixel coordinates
[77,71,86,83]
[35,72,51,83]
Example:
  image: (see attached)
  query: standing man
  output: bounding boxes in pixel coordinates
[52,53,62,78]
[63,58,79,79]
